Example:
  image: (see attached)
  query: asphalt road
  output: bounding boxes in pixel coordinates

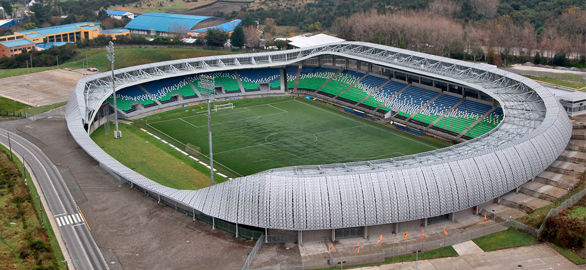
[0,128,109,270]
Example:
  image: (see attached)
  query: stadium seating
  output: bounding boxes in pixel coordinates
[339,75,388,105]
[114,85,156,111]
[410,94,460,124]
[238,68,280,90]
[139,77,190,102]
[189,72,241,93]
[464,107,503,138]
[371,81,408,110]
[296,67,338,91]
[434,100,493,133]
[385,85,439,117]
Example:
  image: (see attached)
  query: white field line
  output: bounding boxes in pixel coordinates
[293,99,440,150]
[140,128,233,179]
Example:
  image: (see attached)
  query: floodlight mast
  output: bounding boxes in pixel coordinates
[107,41,122,138]
[199,75,215,185]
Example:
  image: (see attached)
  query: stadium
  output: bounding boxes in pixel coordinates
[66,41,572,243]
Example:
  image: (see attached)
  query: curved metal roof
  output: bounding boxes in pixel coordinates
[124,13,214,33]
[66,42,572,230]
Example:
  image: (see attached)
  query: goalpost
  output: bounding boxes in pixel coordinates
[213,103,234,112]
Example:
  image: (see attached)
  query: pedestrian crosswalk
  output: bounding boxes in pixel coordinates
[55,213,84,227]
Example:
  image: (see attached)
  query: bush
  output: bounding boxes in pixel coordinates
[540,211,585,249]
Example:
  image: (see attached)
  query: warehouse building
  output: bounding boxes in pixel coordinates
[125,12,240,37]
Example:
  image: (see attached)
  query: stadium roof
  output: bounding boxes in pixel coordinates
[106,10,132,16]
[125,13,214,33]
[0,39,34,47]
[285,33,345,48]
[18,22,100,38]
[67,42,571,231]
[192,19,242,34]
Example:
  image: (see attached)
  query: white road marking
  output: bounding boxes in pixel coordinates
[56,217,62,226]
[65,215,72,225]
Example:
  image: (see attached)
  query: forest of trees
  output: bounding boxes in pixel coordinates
[238,0,585,66]
[334,6,585,65]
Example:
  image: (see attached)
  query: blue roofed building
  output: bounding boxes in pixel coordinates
[190,19,242,36]
[125,12,235,37]
[0,39,35,57]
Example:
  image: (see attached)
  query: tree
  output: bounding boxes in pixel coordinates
[552,52,567,66]
[264,18,277,38]
[243,26,259,48]
[1,1,12,16]
[230,25,245,48]
[206,29,228,47]
[533,52,542,65]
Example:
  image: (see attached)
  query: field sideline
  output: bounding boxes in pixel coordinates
[138,97,451,178]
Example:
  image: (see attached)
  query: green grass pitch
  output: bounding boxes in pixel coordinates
[139,97,451,177]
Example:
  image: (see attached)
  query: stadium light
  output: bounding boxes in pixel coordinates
[198,75,216,185]
[107,41,122,139]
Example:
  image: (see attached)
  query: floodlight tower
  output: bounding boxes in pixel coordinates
[198,75,216,185]
[107,41,122,139]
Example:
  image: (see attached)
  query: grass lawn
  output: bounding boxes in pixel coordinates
[0,145,66,269]
[548,243,586,265]
[473,228,537,252]
[524,74,586,90]
[319,246,458,270]
[91,123,225,190]
[0,47,236,79]
[138,97,450,177]
[383,246,458,264]
[0,97,66,120]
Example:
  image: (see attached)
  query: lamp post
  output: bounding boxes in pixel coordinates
[198,75,215,185]
[106,41,122,138]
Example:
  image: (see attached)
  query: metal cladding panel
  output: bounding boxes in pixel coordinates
[340,175,360,227]
[318,178,331,228]
[66,41,574,231]
[530,136,549,170]
[238,178,250,225]
[293,177,306,229]
[538,132,556,164]
[432,164,456,213]
[458,158,485,205]
[306,178,319,229]
[448,161,469,208]
[474,154,499,198]
[500,147,526,190]
[420,166,441,217]
[514,142,540,182]
[360,174,378,225]
[284,178,294,228]
[379,171,396,223]
[353,175,367,225]
[493,150,515,193]
[391,170,410,221]
[371,173,388,223]
[327,177,343,228]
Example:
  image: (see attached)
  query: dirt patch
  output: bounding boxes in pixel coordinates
[186,1,251,16]
[0,69,85,107]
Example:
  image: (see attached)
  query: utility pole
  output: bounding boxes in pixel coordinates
[198,75,215,185]
[106,41,121,138]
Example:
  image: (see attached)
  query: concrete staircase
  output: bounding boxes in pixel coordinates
[482,115,585,220]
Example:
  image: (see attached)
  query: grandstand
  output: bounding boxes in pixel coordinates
[69,42,571,242]
[109,64,504,139]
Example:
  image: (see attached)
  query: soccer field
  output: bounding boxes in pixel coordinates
[142,97,451,177]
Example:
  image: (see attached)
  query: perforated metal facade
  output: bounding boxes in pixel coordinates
[65,42,572,231]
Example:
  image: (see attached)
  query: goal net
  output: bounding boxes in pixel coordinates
[214,103,234,112]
